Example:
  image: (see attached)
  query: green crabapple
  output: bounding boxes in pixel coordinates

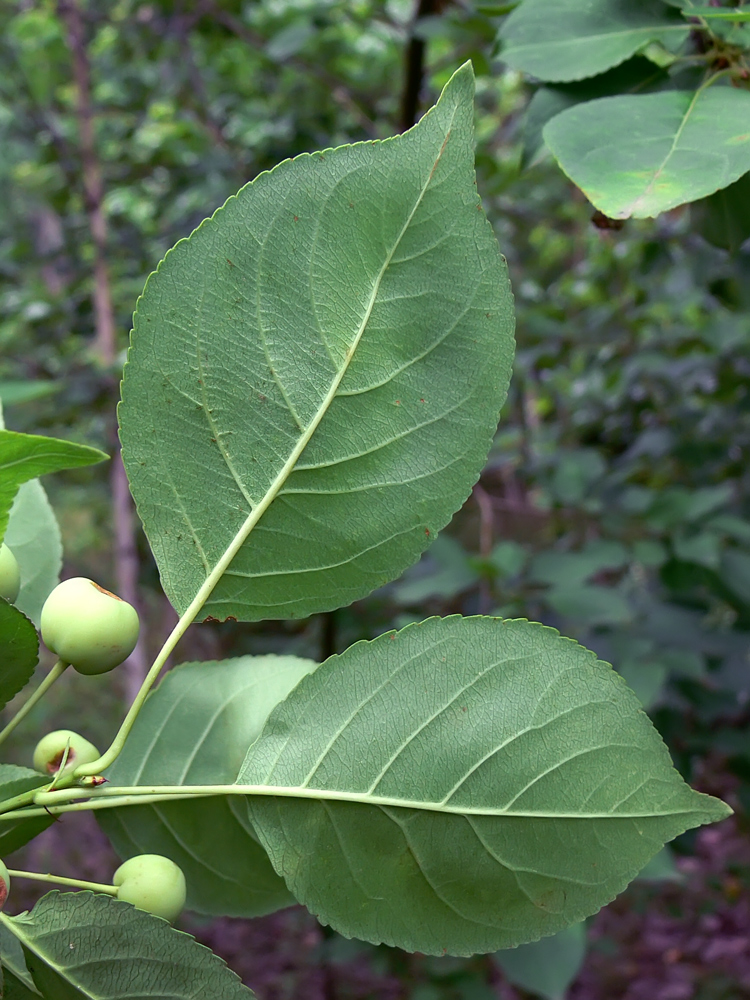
[33,729,101,776]
[0,543,21,604]
[0,859,9,909]
[40,577,139,674]
[113,855,187,923]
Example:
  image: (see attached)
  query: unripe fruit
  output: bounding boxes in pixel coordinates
[33,729,101,776]
[0,543,21,604]
[113,855,186,923]
[41,577,139,675]
[0,860,9,910]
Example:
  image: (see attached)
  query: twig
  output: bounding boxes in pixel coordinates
[58,0,115,364]
[59,0,147,698]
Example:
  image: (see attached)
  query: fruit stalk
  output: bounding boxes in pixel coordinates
[0,660,68,750]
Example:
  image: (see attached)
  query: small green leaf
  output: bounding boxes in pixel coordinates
[1,892,255,999]
[0,765,53,856]
[495,922,586,1000]
[720,548,750,605]
[636,846,682,882]
[691,171,750,254]
[393,534,478,605]
[119,63,514,623]
[100,655,315,917]
[240,616,730,955]
[0,381,58,408]
[0,602,39,712]
[499,0,689,83]
[0,430,106,542]
[544,88,750,218]
[4,481,62,626]
[529,540,629,587]
[545,584,632,625]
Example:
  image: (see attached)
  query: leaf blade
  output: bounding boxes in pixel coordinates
[0,430,106,542]
[239,616,730,954]
[99,655,315,917]
[499,0,689,83]
[119,62,514,623]
[2,892,255,999]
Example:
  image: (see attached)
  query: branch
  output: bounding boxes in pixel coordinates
[400,0,441,131]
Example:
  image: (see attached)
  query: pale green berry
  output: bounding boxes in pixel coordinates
[41,577,139,675]
[33,729,101,776]
[0,543,21,604]
[0,859,9,910]
[113,855,187,923]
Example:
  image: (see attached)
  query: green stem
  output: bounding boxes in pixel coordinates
[7,868,118,896]
[72,510,272,779]
[0,660,68,749]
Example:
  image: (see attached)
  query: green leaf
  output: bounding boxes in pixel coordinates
[392,534,478,605]
[636,845,682,882]
[0,381,58,408]
[720,548,750,605]
[100,655,315,917]
[4,481,62,626]
[545,585,632,626]
[0,924,41,997]
[521,58,670,169]
[691,171,750,254]
[499,0,689,83]
[495,921,586,1000]
[0,430,106,543]
[239,616,730,955]
[0,602,38,712]
[119,63,514,623]
[543,88,750,218]
[0,765,53,856]
[1,892,255,999]
[529,540,628,587]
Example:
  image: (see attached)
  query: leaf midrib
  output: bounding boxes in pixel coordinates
[508,24,687,52]
[629,88,703,214]
[85,783,716,822]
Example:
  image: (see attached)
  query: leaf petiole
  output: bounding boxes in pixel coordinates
[0,660,68,750]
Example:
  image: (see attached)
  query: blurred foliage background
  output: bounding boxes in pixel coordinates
[1,1,749,997]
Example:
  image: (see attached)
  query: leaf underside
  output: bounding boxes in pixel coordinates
[3,892,254,999]
[119,62,514,623]
[100,655,315,917]
[499,0,689,83]
[544,88,750,218]
[239,616,730,955]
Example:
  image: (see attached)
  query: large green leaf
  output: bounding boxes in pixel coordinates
[543,87,750,218]
[239,616,730,955]
[119,62,514,623]
[499,0,689,83]
[100,655,315,917]
[4,481,62,626]
[0,765,53,856]
[1,892,254,999]
[0,430,106,542]
[0,602,38,713]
